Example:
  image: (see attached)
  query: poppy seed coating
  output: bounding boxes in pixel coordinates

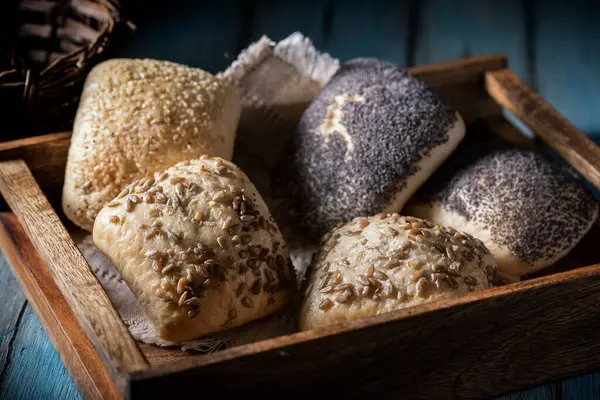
[277,58,463,238]
[411,148,599,269]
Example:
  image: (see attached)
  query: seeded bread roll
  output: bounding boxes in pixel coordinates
[63,58,241,231]
[93,157,296,341]
[299,214,498,330]
[277,58,465,239]
[405,149,599,277]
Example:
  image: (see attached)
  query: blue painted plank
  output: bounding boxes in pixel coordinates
[561,372,600,400]
[326,0,411,66]
[0,307,80,400]
[414,0,530,82]
[533,0,600,136]
[495,384,558,400]
[0,256,27,379]
[118,0,243,73]
[251,0,328,49]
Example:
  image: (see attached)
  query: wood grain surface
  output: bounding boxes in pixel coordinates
[0,112,599,399]
[2,1,600,399]
[0,161,148,378]
[131,261,600,400]
[486,69,600,189]
[0,132,70,211]
[0,213,120,399]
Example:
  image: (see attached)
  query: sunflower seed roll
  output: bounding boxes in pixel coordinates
[93,157,296,341]
[299,214,498,330]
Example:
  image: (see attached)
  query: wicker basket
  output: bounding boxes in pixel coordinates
[0,0,133,139]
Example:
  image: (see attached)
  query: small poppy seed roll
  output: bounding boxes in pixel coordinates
[276,58,465,239]
[406,148,599,277]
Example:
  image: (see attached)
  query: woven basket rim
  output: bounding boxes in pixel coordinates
[1,0,131,90]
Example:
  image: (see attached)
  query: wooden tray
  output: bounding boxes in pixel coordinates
[1,55,600,400]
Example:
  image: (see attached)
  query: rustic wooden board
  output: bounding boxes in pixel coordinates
[486,69,600,190]
[250,0,328,49]
[0,161,148,381]
[412,0,530,80]
[0,308,82,400]
[0,213,120,399]
[0,212,195,399]
[119,0,244,73]
[0,114,599,400]
[0,132,70,211]
[533,0,600,136]
[131,260,600,400]
[326,0,411,65]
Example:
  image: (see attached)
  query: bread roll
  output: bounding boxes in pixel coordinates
[276,58,465,239]
[299,214,498,330]
[406,148,599,277]
[93,157,296,341]
[63,58,241,231]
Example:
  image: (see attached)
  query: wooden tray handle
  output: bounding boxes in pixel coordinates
[485,69,600,191]
[0,160,148,375]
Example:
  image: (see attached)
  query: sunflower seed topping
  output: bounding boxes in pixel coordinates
[319,298,334,310]
[372,270,388,280]
[251,279,262,295]
[241,296,254,308]
[366,264,374,277]
[170,177,185,184]
[236,282,246,297]
[447,275,459,289]
[416,277,428,297]
[335,289,352,304]
[464,276,478,286]
[177,278,189,294]
[217,236,228,249]
[240,215,255,222]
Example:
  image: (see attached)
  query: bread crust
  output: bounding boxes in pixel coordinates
[93,157,296,341]
[299,214,498,330]
[63,58,241,231]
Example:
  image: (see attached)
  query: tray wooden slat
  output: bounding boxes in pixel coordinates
[0,54,599,400]
[131,262,600,400]
[486,68,600,189]
[0,161,148,377]
[0,213,120,399]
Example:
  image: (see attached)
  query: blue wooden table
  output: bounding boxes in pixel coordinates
[2,1,600,398]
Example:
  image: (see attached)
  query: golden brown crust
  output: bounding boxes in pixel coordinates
[299,214,498,330]
[93,157,296,341]
[63,58,241,231]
